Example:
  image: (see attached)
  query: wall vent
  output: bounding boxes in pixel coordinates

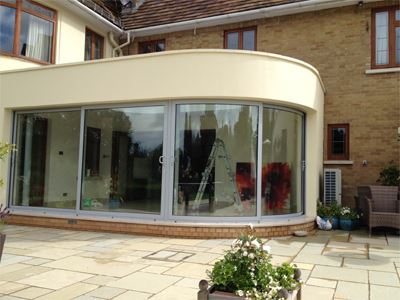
[323,168,342,205]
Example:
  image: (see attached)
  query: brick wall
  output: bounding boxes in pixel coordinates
[123,1,400,206]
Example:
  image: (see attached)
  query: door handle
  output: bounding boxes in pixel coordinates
[159,155,164,164]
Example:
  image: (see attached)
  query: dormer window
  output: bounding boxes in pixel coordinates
[0,0,56,64]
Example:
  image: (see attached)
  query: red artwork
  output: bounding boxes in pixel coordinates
[236,163,255,201]
[262,163,291,209]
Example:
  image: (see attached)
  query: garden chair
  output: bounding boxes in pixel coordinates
[357,185,400,237]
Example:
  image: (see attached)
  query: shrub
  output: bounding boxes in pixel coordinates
[208,225,301,299]
[377,161,400,186]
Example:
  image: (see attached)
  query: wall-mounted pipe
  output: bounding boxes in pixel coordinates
[109,31,134,57]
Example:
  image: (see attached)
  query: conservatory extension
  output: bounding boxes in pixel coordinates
[0,50,325,237]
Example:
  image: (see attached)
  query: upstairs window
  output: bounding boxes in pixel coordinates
[0,0,56,64]
[138,39,165,54]
[372,6,400,68]
[85,28,104,60]
[327,124,349,160]
[224,27,256,50]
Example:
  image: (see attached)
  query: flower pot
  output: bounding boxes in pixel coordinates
[0,233,6,262]
[198,281,301,300]
[339,218,357,231]
[322,216,339,229]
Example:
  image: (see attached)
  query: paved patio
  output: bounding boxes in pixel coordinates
[0,225,399,300]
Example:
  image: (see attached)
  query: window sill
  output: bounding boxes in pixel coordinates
[324,160,354,165]
[365,67,400,75]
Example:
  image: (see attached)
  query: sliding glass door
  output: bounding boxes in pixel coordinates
[81,106,165,214]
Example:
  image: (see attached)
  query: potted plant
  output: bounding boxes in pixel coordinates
[198,225,302,299]
[0,204,10,262]
[339,206,360,231]
[317,202,340,229]
[0,142,14,262]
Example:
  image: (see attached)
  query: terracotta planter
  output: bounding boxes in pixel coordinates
[0,233,6,262]
[198,280,302,300]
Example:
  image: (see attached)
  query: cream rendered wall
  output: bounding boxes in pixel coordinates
[0,50,325,219]
[0,0,114,71]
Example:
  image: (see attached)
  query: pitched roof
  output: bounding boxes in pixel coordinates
[121,0,306,30]
[81,0,308,30]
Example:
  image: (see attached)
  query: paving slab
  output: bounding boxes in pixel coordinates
[307,277,337,289]
[164,262,211,279]
[370,284,400,300]
[369,270,400,287]
[35,282,98,300]
[43,255,147,277]
[0,282,29,294]
[343,257,397,272]
[301,284,335,300]
[106,272,181,293]
[17,269,93,289]
[113,290,151,300]
[85,286,126,299]
[312,265,368,283]
[334,281,368,300]
[10,287,52,299]
[149,285,198,300]
[294,253,342,266]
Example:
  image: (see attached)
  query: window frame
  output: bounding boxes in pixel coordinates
[327,124,350,161]
[0,0,57,64]
[224,27,257,50]
[138,39,166,54]
[371,6,400,69]
[84,28,104,61]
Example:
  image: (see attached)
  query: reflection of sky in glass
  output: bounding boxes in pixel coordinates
[0,6,16,52]
[113,107,164,151]
[177,104,258,135]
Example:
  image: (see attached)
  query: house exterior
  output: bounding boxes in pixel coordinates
[0,0,398,238]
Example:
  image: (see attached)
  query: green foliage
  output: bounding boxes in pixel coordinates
[340,206,359,220]
[208,226,301,299]
[377,161,400,186]
[0,143,15,187]
[317,201,341,218]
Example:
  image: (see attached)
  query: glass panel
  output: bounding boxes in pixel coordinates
[84,32,92,60]
[155,41,165,52]
[396,27,400,64]
[22,0,54,18]
[13,111,80,209]
[331,127,346,155]
[396,10,400,21]
[19,12,53,62]
[262,108,303,215]
[375,11,389,65]
[173,104,258,217]
[0,5,16,53]
[94,36,102,59]
[243,30,255,50]
[226,32,239,49]
[139,42,152,54]
[81,107,164,214]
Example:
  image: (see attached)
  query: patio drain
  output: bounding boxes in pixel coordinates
[145,250,195,262]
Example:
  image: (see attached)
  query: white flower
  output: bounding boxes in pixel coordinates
[263,245,271,253]
[248,253,255,259]
[251,239,260,248]
[237,290,244,297]
[248,223,254,230]
[243,251,248,256]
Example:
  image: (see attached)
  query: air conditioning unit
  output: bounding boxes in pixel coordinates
[323,169,342,205]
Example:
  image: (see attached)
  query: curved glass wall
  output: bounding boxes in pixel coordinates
[173,104,259,217]
[262,107,303,215]
[11,103,304,220]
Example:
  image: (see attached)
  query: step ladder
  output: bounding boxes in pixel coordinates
[193,138,243,211]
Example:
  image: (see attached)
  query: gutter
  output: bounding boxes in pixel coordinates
[126,0,378,37]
